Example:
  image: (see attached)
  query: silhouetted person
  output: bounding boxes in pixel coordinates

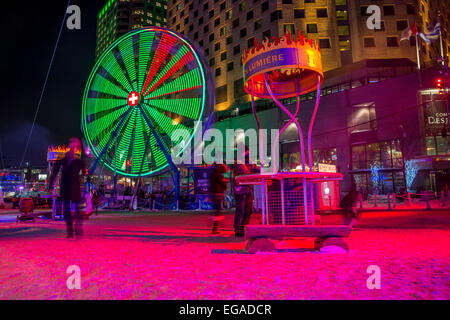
[340,187,359,227]
[209,163,228,234]
[92,190,101,216]
[48,137,86,239]
[233,147,259,238]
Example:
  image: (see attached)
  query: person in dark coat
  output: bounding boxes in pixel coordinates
[92,190,101,216]
[48,137,86,239]
[209,163,228,234]
[233,147,260,238]
[340,187,359,226]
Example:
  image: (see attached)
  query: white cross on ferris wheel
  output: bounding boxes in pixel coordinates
[128,92,139,106]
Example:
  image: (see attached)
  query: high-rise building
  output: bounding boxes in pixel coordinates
[166,0,424,112]
[96,0,168,60]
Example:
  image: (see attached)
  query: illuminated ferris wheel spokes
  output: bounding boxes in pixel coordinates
[82,27,207,177]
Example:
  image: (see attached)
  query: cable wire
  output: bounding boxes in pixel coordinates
[18,0,71,169]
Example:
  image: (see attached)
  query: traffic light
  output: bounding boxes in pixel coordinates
[436,77,443,95]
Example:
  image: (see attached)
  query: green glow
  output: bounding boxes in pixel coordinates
[82,27,207,178]
[146,98,202,119]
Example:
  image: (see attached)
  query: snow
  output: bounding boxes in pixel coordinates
[0,209,448,300]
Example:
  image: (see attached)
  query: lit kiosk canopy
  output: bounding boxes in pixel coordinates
[47,145,81,162]
[242,31,324,99]
[237,32,350,254]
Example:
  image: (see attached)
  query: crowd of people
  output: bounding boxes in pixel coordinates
[15,136,360,240]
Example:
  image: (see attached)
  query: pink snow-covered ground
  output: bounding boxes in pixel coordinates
[0,209,448,300]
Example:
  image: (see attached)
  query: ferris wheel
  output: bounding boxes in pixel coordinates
[82,27,209,178]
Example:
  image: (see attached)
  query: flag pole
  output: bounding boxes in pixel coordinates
[415,33,421,70]
[438,16,445,66]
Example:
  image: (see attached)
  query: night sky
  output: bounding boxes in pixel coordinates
[0,0,104,167]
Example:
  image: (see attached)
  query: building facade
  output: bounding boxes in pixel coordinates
[166,0,426,112]
[214,60,449,195]
[96,0,168,60]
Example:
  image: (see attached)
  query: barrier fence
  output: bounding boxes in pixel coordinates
[357,190,450,211]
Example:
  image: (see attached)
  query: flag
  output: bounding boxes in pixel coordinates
[400,22,418,41]
[418,22,441,44]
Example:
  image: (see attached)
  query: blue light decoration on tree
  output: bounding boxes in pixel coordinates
[370,161,385,194]
[405,159,419,192]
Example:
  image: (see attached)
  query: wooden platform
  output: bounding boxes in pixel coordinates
[245,225,351,239]
[244,225,352,253]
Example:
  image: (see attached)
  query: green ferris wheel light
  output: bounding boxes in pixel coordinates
[82,27,207,177]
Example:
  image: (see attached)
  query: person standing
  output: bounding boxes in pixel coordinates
[340,187,359,227]
[48,137,86,239]
[233,147,259,238]
[209,163,228,234]
[92,190,101,216]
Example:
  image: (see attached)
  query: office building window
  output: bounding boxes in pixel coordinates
[233,44,240,55]
[262,29,271,39]
[351,102,376,133]
[360,6,369,17]
[396,20,408,31]
[316,8,328,18]
[233,18,239,29]
[363,37,376,47]
[240,27,247,38]
[226,36,233,45]
[319,38,331,48]
[338,25,349,35]
[209,33,215,42]
[220,1,226,11]
[386,37,398,47]
[209,57,215,66]
[336,10,348,20]
[254,19,262,30]
[284,24,295,34]
[226,10,232,20]
[227,62,234,72]
[204,25,209,33]
[261,1,269,12]
[383,5,395,16]
[270,10,282,22]
[282,0,293,4]
[215,67,221,77]
[375,21,385,32]
[247,10,254,21]
[216,85,227,104]
[294,9,305,19]
[220,26,227,36]
[248,37,255,48]
[307,24,318,33]
[214,18,220,27]
[406,4,415,15]
[220,52,227,61]
[239,1,246,12]
[209,10,214,18]
[234,78,246,98]
[215,42,221,51]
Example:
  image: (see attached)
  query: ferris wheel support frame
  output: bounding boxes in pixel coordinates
[86,107,133,188]
[138,104,180,208]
